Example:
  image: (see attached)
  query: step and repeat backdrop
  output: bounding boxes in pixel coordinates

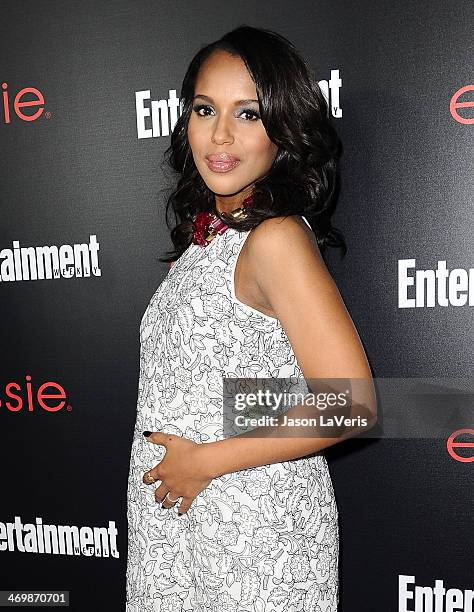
[1,0,472,610]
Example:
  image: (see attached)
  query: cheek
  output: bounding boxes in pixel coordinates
[248,130,276,157]
[187,119,203,151]
[187,125,196,150]
[251,137,277,167]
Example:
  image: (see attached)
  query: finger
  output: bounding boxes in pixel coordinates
[142,466,161,485]
[160,491,182,509]
[177,497,193,515]
[153,483,169,503]
[143,431,176,446]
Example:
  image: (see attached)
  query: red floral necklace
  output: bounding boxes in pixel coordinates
[192,194,255,247]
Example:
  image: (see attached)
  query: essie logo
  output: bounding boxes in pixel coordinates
[450,84,474,125]
[1,374,71,412]
[446,429,474,463]
[1,82,45,123]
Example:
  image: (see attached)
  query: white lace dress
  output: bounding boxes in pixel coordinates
[126,217,339,612]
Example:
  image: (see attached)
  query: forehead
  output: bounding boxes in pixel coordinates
[195,50,257,97]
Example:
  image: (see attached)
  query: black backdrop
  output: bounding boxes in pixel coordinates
[1,1,473,610]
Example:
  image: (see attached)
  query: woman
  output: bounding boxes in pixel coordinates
[127,25,376,612]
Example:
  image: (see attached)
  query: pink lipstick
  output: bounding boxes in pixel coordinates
[205,153,241,173]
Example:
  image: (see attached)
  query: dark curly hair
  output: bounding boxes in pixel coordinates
[159,24,346,262]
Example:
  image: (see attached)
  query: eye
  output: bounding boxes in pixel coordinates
[192,104,213,117]
[192,104,260,122]
[239,108,261,121]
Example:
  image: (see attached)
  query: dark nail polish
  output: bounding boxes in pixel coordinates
[142,431,152,437]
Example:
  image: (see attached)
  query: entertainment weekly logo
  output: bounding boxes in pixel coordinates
[398,259,474,308]
[0,515,119,558]
[135,69,343,139]
[0,235,101,282]
[399,575,474,612]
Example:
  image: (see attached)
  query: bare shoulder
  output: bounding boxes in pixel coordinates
[250,214,314,237]
[247,214,324,267]
[245,214,340,307]
[242,215,373,382]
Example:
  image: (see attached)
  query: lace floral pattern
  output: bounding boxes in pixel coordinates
[126,222,339,611]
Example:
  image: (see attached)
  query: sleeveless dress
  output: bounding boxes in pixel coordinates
[126,216,339,612]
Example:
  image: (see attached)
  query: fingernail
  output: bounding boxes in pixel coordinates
[142,431,152,437]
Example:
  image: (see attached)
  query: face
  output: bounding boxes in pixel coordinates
[187,50,278,213]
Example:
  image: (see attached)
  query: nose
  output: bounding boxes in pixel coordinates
[211,112,234,145]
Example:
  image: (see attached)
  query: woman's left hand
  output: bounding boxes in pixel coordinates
[142,431,214,514]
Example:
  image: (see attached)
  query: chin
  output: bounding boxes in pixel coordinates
[203,178,247,197]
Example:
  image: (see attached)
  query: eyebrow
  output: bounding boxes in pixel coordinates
[193,94,259,105]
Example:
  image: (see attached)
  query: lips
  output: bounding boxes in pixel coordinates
[206,153,240,162]
[205,153,241,173]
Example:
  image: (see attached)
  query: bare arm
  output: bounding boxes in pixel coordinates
[199,215,376,479]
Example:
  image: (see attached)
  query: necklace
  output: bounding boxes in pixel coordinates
[192,193,255,247]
